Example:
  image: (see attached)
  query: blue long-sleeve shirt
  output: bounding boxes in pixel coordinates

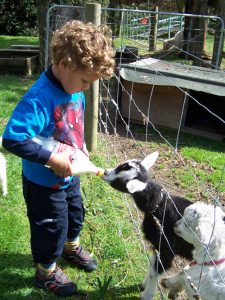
[3,66,85,189]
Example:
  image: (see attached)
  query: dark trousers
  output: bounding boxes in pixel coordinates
[22,175,84,264]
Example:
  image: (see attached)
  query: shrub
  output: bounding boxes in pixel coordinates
[0,0,37,36]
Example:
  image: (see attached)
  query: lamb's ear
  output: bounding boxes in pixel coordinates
[126,179,147,194]
[141,151,159,171]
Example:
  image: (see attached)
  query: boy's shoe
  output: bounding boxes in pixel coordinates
[63,245,98,272]
[35,265,77,297]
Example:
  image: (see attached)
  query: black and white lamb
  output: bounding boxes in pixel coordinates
[103,152,194,300]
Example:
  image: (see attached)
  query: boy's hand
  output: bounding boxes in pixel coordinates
[47,151,74,177]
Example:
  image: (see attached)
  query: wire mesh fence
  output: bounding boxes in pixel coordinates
[44,5,224,70]
[41,4,225,299]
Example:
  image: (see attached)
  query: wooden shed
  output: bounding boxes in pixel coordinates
[119,58,225,140]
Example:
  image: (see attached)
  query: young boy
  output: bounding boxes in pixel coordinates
[2,20,115,297]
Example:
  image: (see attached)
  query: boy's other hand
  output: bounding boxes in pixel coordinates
[47,151,74,177]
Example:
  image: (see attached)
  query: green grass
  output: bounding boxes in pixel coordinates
[137,125,225,196]
[0,75,37,129]
[0,74,150,299]
[1,73,224,299]
[0,37,224,299]
[173,133,225,194]
[0,35,38,49]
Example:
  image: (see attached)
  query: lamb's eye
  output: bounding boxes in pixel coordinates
[193,210,197,216]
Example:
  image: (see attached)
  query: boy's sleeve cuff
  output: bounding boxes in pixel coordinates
[2,138,52,165]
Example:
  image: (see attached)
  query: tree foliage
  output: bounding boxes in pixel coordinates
[0,0,223,36]
[0,0,37,35]
[0,0,111,36]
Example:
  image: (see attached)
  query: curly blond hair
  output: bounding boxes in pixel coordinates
[50,20,115,78]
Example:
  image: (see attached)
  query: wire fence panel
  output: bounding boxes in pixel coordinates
[100,8,224,68]
[45,5,84,68]
[43,5,225,299]
[45,5,224,69]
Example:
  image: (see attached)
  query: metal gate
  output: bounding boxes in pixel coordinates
[44,5,224,69]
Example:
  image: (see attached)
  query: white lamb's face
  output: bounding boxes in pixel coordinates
[174,203,225,246]
[174,207,201,244]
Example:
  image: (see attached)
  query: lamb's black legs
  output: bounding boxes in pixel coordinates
[141,251,174,300]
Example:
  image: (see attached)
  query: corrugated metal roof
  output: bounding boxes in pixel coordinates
[120,58,225,96]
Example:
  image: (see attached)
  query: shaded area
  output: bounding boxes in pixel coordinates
[185,90,225,137]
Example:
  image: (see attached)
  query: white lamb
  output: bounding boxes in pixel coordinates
[161,202,225,300]
[163,29,184,51]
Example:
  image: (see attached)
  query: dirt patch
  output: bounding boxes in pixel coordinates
[98,102,224,203]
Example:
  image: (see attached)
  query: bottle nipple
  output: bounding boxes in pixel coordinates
[96,169,105,177]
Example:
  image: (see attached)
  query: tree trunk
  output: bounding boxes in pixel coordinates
[211,0,225,68]
[183,0,208,66]
[108,1,121,39]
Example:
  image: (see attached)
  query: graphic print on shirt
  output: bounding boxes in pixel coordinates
[53,99,84,150]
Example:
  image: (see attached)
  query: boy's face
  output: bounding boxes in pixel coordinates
[57,62,101,94]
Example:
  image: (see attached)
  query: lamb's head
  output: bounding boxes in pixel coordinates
[174,202,225,247]
[103,151,159,194]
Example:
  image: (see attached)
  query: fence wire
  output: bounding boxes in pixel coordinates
[42,4,225,299]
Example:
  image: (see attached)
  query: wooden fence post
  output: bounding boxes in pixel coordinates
[84,3,101,152]
[149,7,158,51]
